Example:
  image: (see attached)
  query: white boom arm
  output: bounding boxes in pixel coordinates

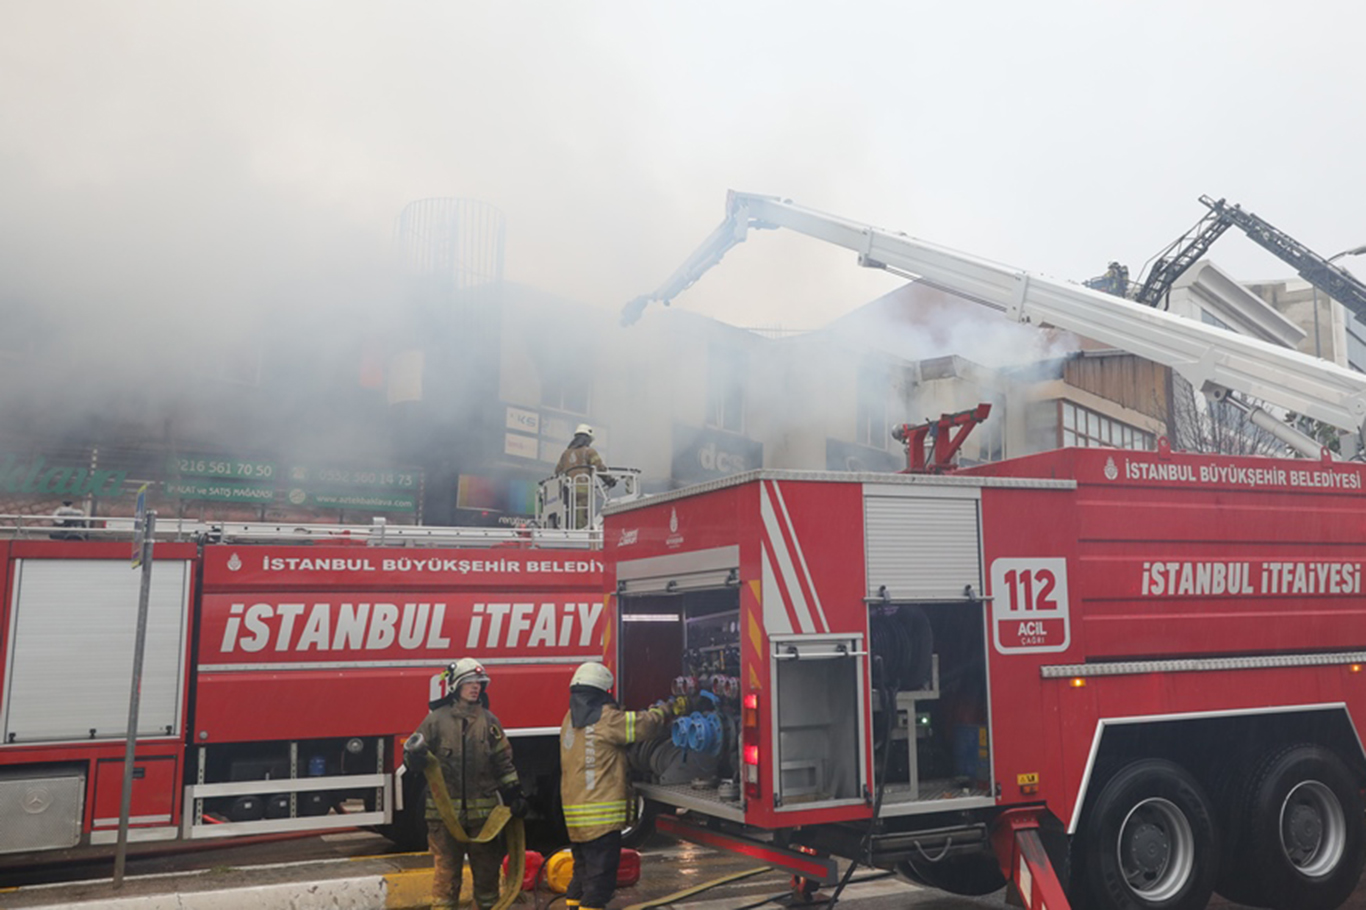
[624,191,1366,454]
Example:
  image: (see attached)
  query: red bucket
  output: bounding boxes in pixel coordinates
[502,850,544,891]
[616,847,641,887]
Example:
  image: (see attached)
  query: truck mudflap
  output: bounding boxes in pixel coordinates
[654,814,838,883]
[990,809,1071,910]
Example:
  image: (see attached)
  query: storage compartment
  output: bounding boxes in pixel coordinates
[869,601,994,813]
[0,769,85,854]
[93,755,177,829]
[619,586,745,819]
[771,635,866,810]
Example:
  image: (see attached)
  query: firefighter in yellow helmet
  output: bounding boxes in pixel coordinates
[406,658,527,910]
[554,424,613,529]
[558,661,670,910]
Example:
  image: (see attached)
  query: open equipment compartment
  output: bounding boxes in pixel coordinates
[770,633,866,810]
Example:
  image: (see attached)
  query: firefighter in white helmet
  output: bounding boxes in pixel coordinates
[558,661,670,910]
[406,658,527,910]
[554,424,613,529]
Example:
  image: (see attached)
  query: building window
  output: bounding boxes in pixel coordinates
[1060,401,1154,451]
[541,369,590,416]
[706,345,745,433]
[1346,314,1366,373]
[1200,309,1232,331]
[855,368,887,449]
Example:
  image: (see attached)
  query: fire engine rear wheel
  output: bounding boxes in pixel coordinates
[620,794,659,848]
[895,852,1006,896]
[1078,759,1217,910]
[1235,744,1365,910]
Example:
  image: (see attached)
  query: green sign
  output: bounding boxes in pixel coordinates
[0,455,127,497]
[287,488,416,512]
[168,456,276,480]
[164,480,277,504]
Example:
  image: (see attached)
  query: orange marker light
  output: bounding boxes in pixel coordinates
[1351,664,1362,673]
[1070,677,1087,688]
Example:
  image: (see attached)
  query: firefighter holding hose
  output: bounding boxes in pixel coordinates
[405,658,528,910]
[559,661,671,910]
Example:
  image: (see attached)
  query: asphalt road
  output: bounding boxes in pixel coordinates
[8,827,1366,909]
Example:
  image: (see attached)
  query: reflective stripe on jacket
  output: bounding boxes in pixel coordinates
[413,701,519,823]
[559,703,668,842]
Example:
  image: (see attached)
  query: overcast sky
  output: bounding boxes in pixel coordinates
[3,2,1364,338]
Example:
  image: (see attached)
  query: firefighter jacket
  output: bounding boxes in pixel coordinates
[559,701,669,842]
[555,443,605,479]
[412,700,520,824]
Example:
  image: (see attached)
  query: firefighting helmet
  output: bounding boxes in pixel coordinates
[445,658,490,693]
[570,661,614,692]
[574,423,594,439]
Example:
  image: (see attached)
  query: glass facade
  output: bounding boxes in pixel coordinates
[1060,401,1154,451]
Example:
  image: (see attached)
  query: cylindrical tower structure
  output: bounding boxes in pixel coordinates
[393,198,508,524]
[396,197,506,292]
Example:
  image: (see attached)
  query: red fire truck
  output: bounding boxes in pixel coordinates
[609,194,1366,910]
[0,512,615,862]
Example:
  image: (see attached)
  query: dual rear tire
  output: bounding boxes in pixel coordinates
[1216,744,1365,910]
[1073,748,1365,910]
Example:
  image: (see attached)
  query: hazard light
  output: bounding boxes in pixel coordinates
[744,744,760,766]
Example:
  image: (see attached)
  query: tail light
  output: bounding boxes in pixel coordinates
[743,692,761,801]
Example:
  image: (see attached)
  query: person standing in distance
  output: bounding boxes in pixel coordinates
[554,424,613,529]
[406,658,528,910]
[558,661,670,910]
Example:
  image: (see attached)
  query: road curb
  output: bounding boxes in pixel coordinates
[14,869,439,910]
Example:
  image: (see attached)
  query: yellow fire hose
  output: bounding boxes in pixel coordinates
[620,866,772,910]
[423,756,526,910]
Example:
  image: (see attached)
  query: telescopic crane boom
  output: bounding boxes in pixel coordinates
[623,191,1366,457]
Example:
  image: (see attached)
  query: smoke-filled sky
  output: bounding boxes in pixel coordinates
[4,1,1365,342]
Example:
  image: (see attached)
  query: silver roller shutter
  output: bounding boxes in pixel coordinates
[3,559,191,744]
[864,488,982,602]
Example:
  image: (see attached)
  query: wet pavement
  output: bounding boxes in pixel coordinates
[5,828,1366,909]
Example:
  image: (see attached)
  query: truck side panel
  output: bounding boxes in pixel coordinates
[974,448,1366,832]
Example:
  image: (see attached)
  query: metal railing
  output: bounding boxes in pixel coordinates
[536,466,643,531]
[0,514,601,549]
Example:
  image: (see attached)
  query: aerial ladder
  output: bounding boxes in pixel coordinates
[621,191,1366,460]
[1132,195,1366,316]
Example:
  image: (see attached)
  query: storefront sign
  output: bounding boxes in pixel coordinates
[671,424,762,484]
[0,455,127,497]
[506,406,539,434]
[168,455,276,480]
[286,464,420,490]
[287,489,417,512]
[164,480,277,504]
